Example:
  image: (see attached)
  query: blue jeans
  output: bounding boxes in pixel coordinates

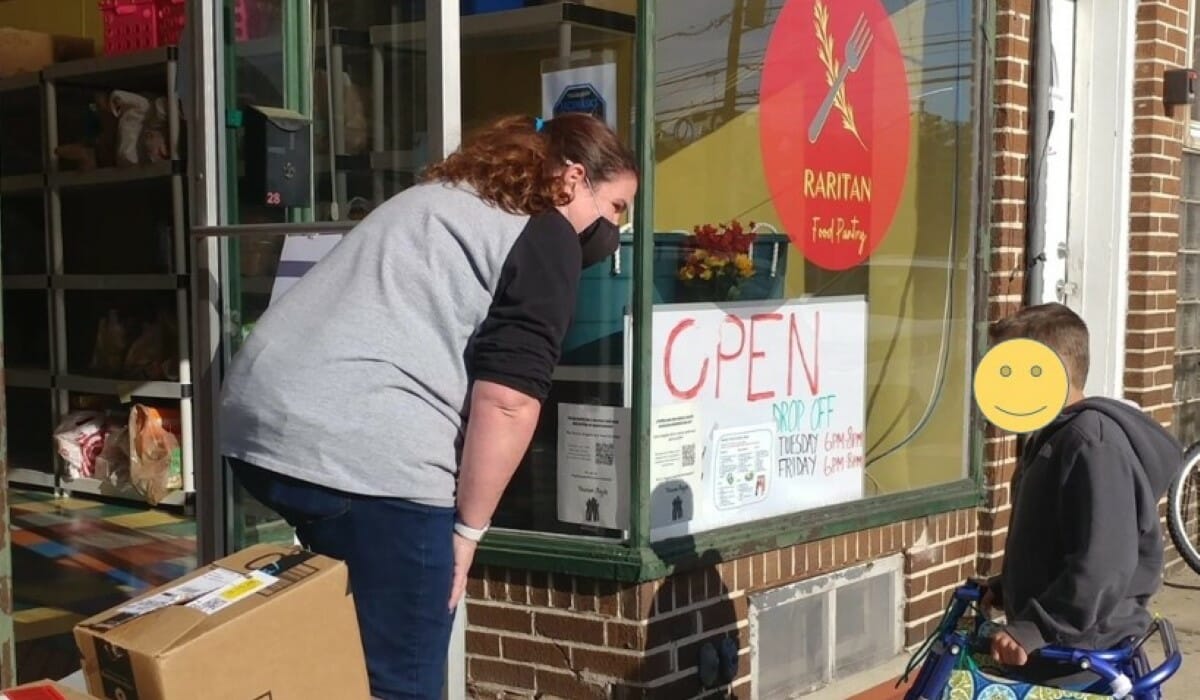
[230,458,455,700]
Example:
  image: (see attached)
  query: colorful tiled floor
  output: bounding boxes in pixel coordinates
[9,488,196,683]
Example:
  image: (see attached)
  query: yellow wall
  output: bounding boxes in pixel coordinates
[0,0,103,47]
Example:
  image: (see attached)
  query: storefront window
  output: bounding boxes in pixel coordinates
[645,0,978,541]
[460,0,637,538]
[220,1,640,546]
[212,0,981,553]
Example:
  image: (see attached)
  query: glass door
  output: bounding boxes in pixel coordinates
[192,0,456,558]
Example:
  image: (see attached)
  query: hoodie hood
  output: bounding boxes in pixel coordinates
[1033,396,1184,499]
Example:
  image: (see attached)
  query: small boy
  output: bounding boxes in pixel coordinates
[982,303,1183,689]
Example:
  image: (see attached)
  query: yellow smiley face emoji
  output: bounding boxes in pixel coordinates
[973,338,1069,434]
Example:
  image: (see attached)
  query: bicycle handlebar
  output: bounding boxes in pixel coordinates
[1035,619,1181,697]
[946,584,1181,698]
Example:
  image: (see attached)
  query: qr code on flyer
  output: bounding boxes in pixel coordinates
[595,440,615,467]
[681,444,696,467]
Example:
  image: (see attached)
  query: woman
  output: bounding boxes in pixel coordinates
[219,113,639,699]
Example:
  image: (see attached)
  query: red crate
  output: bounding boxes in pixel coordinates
[99,0,162,56]
[101,0,272,55]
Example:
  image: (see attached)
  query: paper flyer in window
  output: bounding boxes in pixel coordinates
[556,403,631,530]
[710,425,774,511]
[648,403,702,529]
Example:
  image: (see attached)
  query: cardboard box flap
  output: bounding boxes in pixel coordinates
[80,604,212,657]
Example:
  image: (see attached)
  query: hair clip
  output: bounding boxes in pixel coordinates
[534,117,546,132]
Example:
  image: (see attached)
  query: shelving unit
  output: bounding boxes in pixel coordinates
[233,28,376,221]
[366,1,635,205]
[0,46,192,508]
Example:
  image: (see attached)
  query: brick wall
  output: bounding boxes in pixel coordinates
[465,512,976,699]
[1126,0,1191,571]
[976,0,1032,583]
[1126,0,1189,425]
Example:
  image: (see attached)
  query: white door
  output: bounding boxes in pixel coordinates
[1042,0,1076,304]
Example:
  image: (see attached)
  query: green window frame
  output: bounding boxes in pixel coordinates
[474,0,996,583]
[193,0,995,578]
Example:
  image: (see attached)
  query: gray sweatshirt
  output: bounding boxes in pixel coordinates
[218,181,582,506]
[993,396,1183,656]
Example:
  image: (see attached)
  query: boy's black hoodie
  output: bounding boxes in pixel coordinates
[994,396,1183,655]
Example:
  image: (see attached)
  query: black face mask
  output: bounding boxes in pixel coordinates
[579,217,620,269]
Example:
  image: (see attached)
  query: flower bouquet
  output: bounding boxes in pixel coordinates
[677,220,758,302]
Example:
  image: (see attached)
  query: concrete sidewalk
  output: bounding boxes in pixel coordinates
[1158,567,1200,697]
[845,568,1200,699]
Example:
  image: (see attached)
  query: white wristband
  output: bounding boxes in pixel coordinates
[454,519,489,542]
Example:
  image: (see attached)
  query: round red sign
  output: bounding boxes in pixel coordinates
[760,0,911,271]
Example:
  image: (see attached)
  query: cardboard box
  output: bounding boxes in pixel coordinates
[0,28,95,78]
[74,544,371,700]
[1,680,99,700]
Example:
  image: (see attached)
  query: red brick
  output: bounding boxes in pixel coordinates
[468,603,533,634]
[607,621,644,651]
[535,612,605,645]
[570,648,643,682]
[647,610,697,649]
[735,556,751,591]
[529,571,550,607]
[467,630,501,657]
[764,551,781,585]
[698,595,747,631]
[470,658,535,690]
[655,579,675,616]
[534,669,608,699]
[550,573,573,609]
[597,580,619,617]
[620,582,654,621]
[504,637,571,669]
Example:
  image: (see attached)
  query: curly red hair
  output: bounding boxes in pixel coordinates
[421,113,638,215]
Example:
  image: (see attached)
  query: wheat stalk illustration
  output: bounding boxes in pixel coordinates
[813,0,866,149]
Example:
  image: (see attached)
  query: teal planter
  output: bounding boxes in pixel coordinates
[560,233,791,366]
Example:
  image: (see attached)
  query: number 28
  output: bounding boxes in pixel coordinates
[266,191,282,205]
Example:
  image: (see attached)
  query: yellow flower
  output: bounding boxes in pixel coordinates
[735,254,754,277]
[680,266,696,280]
[699,268,714,281]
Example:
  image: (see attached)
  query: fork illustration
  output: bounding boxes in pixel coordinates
[808,13,873,144]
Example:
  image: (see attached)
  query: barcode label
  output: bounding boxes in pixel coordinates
[114,568,245,618]
[187,570,279,616]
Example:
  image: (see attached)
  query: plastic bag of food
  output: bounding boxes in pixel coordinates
[95,424,130,486]
[123,309,178,380]
[128,405,183,505]
[53,411,112,480]
[89,309,128,377]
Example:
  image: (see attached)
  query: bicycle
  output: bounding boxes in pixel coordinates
[900,581,1181,700]
[1167,441,1200,574]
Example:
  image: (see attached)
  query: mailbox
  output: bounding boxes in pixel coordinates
[244,105,312,209]
[1164,68,1197,108]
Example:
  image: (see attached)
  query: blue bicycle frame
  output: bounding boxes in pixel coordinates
[902,582,1182,700]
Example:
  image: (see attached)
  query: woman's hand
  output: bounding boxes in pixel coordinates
[448,532,478,611]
